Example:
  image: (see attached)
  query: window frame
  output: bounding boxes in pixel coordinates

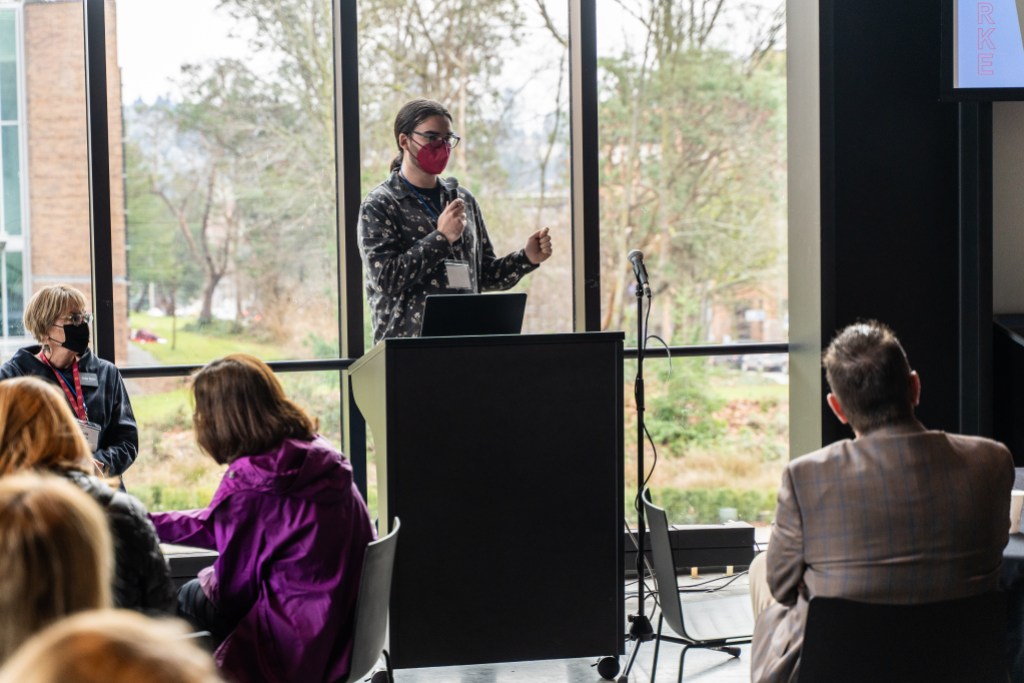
[0,2,29,342]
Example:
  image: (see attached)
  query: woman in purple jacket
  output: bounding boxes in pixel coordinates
[149,354,375,683]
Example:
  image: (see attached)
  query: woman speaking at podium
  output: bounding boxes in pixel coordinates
[358,99,552,344]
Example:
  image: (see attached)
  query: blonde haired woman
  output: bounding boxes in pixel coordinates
[0,377,174,613]
[0,472,112,662]
[0,284,138,476]
[0,609,224,683]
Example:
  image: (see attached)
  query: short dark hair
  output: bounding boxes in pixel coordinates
[191,354,317,464]
[390,99,452,173]
[822,321,916,433]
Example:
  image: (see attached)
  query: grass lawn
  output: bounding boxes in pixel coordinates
[128,313,289,365]
[131,386,191,426]
[711,379,788,402]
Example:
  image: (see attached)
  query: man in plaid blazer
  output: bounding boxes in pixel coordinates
[749,321,1014,683]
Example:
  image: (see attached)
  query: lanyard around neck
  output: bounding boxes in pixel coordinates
[40,354,87,421]
[399,173,445,222]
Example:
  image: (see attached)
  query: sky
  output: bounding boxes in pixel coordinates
[115,0,246,103]
[114,0,783,105]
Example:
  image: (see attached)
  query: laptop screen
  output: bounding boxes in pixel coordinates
[420,293,527,337]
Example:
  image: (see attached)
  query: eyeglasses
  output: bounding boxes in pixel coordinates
[410,130,461,149]
[55,313,92,326]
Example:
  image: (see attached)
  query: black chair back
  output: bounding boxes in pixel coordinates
[799,592,1008,682]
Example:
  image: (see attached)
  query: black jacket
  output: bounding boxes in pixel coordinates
[64,470,176,614]
[0,346,138,475]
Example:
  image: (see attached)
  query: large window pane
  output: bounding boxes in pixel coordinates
[126,370,345,512]
[0,1,97,356]
[357,0,572,344]
[0,8,17,121]
[0,7,20,239]
[117,0,340,366]
[600,1,788,518]
[0,6,21,346]
[2,124,20,235]
[624,354,788,527]
[3,249,22,337]
[597,0,787,346]
[24,0,91,279]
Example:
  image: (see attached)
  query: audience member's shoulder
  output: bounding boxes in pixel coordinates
[63,470,149,519]
[786,438,854,473]
[362,173,401,204]
[62,469,114,507]
[78,350,118,373]
[107,488,151,520]
[944,431,1014,460]
[0,348,37,378]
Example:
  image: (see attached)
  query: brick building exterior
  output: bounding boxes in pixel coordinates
[20,0,127,360]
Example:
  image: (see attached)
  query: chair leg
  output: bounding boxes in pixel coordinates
[675,645,691,683]
[650,613,664,683]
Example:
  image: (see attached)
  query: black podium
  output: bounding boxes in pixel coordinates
[349,332,624,669]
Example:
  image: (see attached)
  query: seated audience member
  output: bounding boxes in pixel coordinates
[0,472,112,663]
[0,284,138,477]
[0,609,223,683]
[149,354,376,683]
[0,377,175,614]
[749,321,1014,682]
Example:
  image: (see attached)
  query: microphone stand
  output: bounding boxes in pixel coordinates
[618,281,653,683]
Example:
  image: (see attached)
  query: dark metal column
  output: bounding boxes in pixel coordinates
[569,0,601,332]
[334,0,367,497]
[957,102,993,436]
[83,0,115,362]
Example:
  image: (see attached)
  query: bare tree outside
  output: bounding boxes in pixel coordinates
[116,0,788,522]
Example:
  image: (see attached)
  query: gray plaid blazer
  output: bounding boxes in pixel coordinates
[751,421,1014,683]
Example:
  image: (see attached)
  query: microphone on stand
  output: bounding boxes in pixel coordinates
[627,249,651,298]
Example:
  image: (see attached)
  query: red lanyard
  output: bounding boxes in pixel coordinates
[40,354,87,421]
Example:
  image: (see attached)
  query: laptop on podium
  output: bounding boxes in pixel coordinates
[421,292,527,337]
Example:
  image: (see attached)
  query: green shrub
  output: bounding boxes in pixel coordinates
[132,484,218,513]
[645,364,725,450]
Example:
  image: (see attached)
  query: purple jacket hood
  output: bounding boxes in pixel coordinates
[212,436,353,505]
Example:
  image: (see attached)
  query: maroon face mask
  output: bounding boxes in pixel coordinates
[415,140,451,175]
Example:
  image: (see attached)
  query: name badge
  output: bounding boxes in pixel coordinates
[79,372,99,387]
[445,260,472,290]
[78,420,101,452]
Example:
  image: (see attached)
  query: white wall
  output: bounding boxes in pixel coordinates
[786,0,822,458]
[993,102,1024,314]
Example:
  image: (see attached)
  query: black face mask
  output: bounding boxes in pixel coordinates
[60,322,90,356]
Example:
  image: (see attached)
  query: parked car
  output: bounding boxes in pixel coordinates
[740,353,789,373]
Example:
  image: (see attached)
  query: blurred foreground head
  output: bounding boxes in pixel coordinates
[0,472,112,663]
[0,377,93,476]
[0,609,223,683]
